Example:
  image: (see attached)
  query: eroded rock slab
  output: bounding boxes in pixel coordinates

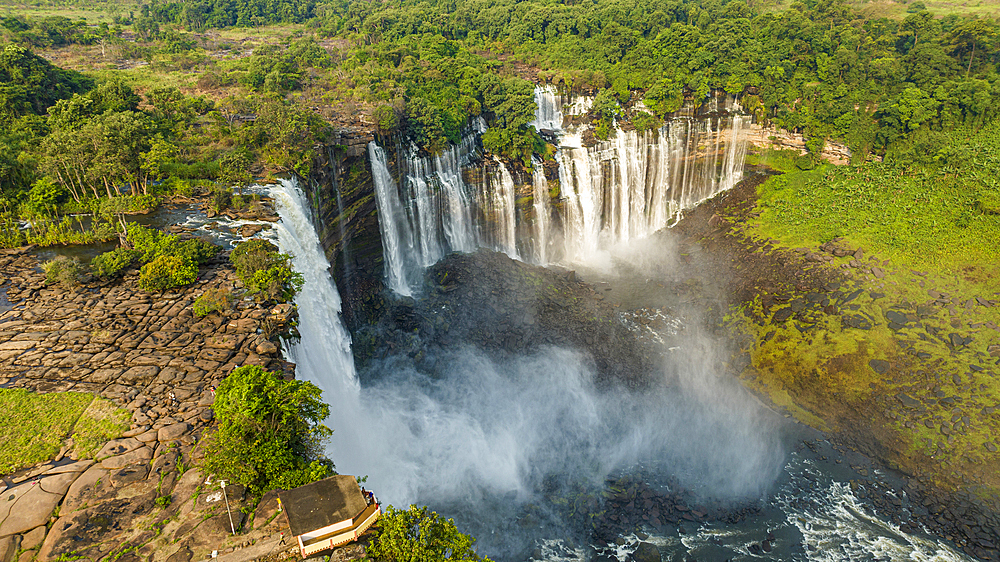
[0,469,85,536]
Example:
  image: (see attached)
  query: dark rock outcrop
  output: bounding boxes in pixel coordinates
[355,249,652,386]
[306,132,384,334]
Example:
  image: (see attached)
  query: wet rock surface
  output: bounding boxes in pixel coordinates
[354,248,653,386]
[306,138,385,333]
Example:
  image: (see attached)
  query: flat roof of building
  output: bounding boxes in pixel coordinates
[278,475,369,537]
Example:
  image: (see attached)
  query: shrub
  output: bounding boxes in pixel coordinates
[794,154,816,170]
[42,256,81,288]
[202,365,333,496]
[138,255,198,292]
[632,111,662,133]
[0,212,27,249]
[174,237,219,265]
[91,247,139,278]
[91,224,217,287]
[366,505,488,562]
[127,223,177,263]
[26,177,69,215]
[126,223,218,264]
[209,186,232,214]
[158,176,195,196]
[230,239,302,302]
[193,287,232,316]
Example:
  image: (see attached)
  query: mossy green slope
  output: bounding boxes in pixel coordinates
[733,122,1000,494]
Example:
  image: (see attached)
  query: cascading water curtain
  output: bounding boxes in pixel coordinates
[368,93,749,293]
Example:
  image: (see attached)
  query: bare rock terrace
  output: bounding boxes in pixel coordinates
[0,248,303,562]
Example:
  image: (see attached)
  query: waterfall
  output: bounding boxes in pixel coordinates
[554,114,748,261]
[531,85,563,131]
[531,157,551,264]
[271,177,787,518]
[276,167,975,562]
[368,126,483,296]
[268,178,372,467]
[368,89,749,291]
[482,159,520,260]
[368,142,415,296]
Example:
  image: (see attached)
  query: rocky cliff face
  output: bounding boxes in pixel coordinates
[306,130,385,333]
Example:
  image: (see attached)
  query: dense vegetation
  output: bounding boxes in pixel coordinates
[2,0,997,243]
[0,38,329,249]
[365,505,490,562]
[311,0,999,161]
[202,365,334,496]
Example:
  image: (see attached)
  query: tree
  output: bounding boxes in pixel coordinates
[372,104,400,137]
[230,238,303,302]
[948,18,998,78]
[25,176,68,215]
[203,365,333,496]
[0,44,92,119]
[365,505,489,562]
[218,148,253,193]
[141,135,178,190]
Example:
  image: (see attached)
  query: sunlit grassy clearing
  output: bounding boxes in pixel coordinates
[0,388,130,475]
[0,4,117,22]
[750,124,1000,280]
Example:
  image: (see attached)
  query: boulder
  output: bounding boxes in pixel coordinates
[269,304,295,323]
[869,359,890,374]
[165,546,192,562]
[137,429,159,443]
[41,460,93,475]
[157,423,191,443]
[38,493,156,562]
[253,491,282,530]
[100,446,153,470]
[20,526,46,551]
[255,340,278,355]
[61,465,110,514]
[896,393,921,409]
[110,464,150,488]
[96,437,143,459]
[0,536,14,562]
[632,542,661,562]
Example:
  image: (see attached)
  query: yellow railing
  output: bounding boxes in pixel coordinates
[299,505,382,558]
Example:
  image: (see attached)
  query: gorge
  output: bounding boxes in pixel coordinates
[270,88,992,561]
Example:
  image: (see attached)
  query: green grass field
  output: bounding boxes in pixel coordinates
[0,388,130,475]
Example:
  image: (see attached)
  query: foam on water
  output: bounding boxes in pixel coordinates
[781,479,969,562]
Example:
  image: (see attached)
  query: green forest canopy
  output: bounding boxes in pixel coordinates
[0,0,998,212]
[128,0,1000,161]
